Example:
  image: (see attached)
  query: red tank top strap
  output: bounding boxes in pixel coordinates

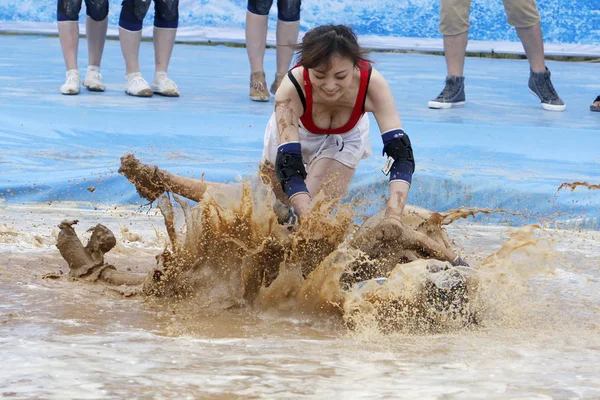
[300,60,372,135]
[301,67,314,127]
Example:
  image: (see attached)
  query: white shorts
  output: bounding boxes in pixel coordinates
[261,112,373,172]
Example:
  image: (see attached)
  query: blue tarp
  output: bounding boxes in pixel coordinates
[0,35,598,228]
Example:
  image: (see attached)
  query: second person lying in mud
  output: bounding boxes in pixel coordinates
[55,204,480,331]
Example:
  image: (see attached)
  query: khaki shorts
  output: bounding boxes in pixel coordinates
[261,112,373,173]
[439,0,541,35]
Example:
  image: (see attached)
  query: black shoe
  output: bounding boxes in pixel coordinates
[528,67,566,111]
[428,75,466,109]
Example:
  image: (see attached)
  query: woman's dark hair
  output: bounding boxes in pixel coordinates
[295,25,371,70]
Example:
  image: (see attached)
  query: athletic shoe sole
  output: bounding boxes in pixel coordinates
[153,89,180,98]
[428,100,465,109]
[528,88,566,112]
[125,89,154,97]
[83,82,106,92]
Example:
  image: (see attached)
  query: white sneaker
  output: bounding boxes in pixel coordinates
[83,66,105,92]
[125,72,153,97]
[60,69,80,95]
[152,71,180,97]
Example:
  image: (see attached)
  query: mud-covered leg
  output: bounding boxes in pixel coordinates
[99,268,147,286]
[56,220,152,286]
[56,220,99,276]
[119,153,235,203]
[351,215,463,266]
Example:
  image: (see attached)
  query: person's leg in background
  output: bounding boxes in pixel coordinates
[246,0,272,101]
[504,0,565,111]
[428,0,470,109]
[82,0,109,92]
[119,0,154,97]
[152,0,180,97]
[57,0,84,94]
[270,0,300,95]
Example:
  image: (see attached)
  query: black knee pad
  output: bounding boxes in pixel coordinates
[119,0,151,31]
[154,0,179,28]
[248,0,273,16]
[277,0,300,22]
[85,0,109,21]
[57,0,83,22]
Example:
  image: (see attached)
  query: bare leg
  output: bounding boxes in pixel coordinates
[58,21,79,70]
[86,16,108,67]
[119,27,142,74]
[159,173,210,202]
[257,158,356,213]
[285,158,355,218]
[443,31,468,76]
[99,269,147,286]
[392,219,458,262]
[269,19,300,94]
[56,220,101,274]
[516,22,546,73]
[57,220,153,287]
[246,11,268,73]
[275,19,299,75]
[153,27,177,73]
[119,154,233,203]
[352,215,459,265]
[305,158,355,202]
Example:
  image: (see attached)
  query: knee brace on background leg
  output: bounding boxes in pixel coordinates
[119,0,152,31]
[247,0,274,16]
[277,0,301,22]
[85,0,109,21]
[154,0,179,29]
[57,0,83,22]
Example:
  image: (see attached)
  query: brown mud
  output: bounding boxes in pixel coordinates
[556,181,600,192]
[53,155,563,334]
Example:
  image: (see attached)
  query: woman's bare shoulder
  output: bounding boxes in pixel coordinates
[367,67,389,92]
[365,67,394,111]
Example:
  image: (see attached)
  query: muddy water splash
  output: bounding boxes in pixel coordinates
[124,178,569,335]
[148,179,353,314]
[556,181,600,192]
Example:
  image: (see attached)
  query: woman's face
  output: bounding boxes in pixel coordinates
[308,54,354,102]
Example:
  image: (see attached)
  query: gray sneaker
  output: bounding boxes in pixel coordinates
[428,76,466,109]
[591,95,600,112]
[528,67,565,112]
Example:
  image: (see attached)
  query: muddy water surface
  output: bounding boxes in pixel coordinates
[1,203,599,399]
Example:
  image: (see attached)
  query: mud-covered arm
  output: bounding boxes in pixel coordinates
[366,68,415,218]
[273,71,312,218]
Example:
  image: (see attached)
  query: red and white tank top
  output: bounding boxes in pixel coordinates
[287,60,372,135]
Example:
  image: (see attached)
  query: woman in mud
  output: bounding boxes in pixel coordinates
[54,25,474,329]
[119,24,468,270]
[265,24,413,224]
[125,25,412,221]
